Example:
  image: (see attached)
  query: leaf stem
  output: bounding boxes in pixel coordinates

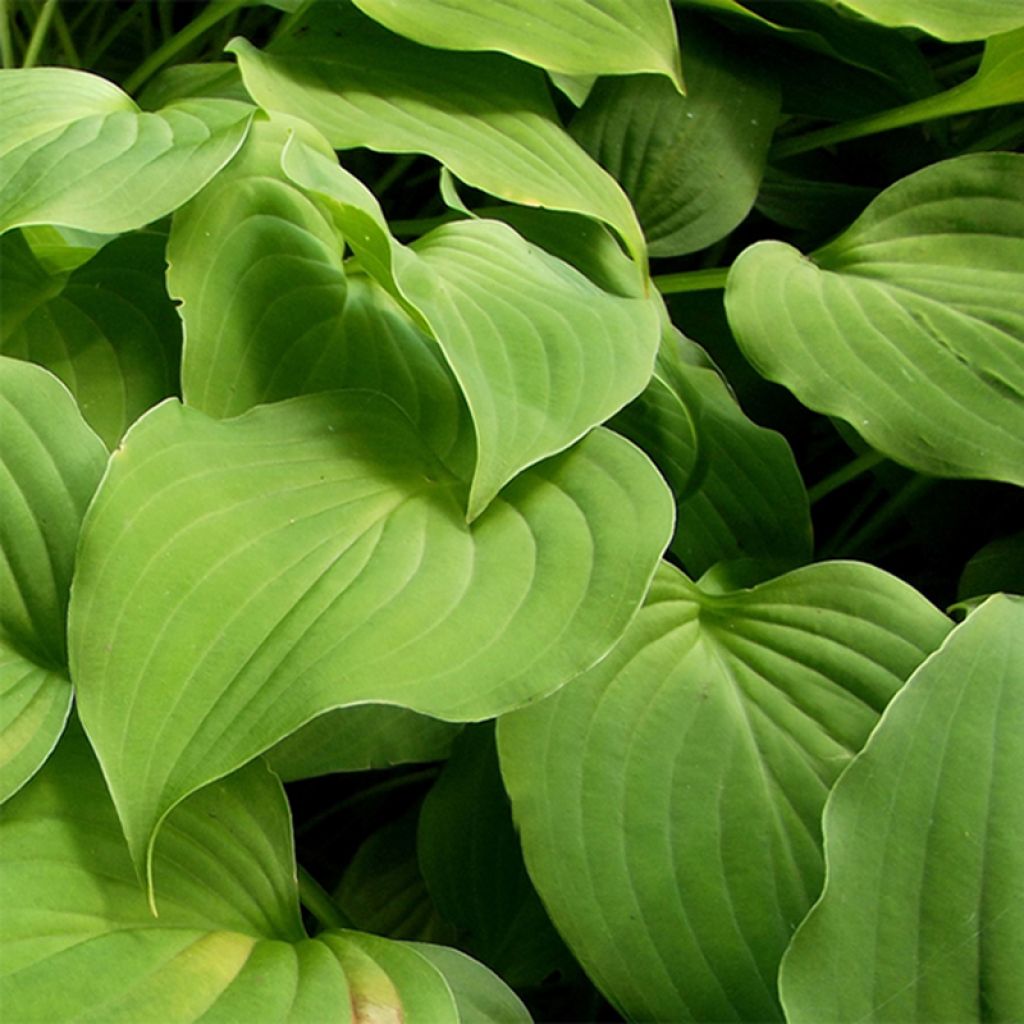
[51,3,80,66]
[0,0,14,69]
[122,0,249,95]
[297,864,354,931]
[21,0,58,68]
[808,450,886,504]
[653,266,730,295]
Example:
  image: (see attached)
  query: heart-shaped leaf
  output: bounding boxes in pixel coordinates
[725,153,1024,486]
[780,595,1024,1022]
[0,359,106,801]
[0,68,253,235]
[227,2,645,262]
[349,0,682,89]
[70,390,672,885]
[2,231,182,448]
[835,0,1024,41]
[281,139,660,519]
[498,560,951,1022]
[572,17,779,257]
[0,721,528,1022]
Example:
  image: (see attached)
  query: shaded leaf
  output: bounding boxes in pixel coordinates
[227,3,645,262]
[69,391,673,884]
[3,231,182,448]
[0,721,526,1022]
[498,560,951,1022]
[0,68,252,235]
[725,153,1024,486]
[349,0,683,88]
[958,530,1024,601]
[572,18,779,257]
[780,595,1024,1021]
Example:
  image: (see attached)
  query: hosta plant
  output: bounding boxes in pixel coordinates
[1,1,1022,1021]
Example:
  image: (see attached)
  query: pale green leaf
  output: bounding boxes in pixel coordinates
[349,0,683,89]
[572,18,779,257]
[226,3,645,262]
[69,391,672,884]
[0,359,105,800]
[138,63,251,110]
[281,139,660,519]
[780,595,1024,1022]
[725,153,1024,486]
[498,560,951,1022]
[3,232,182,448]
[265,706,460,781]
[0,722,523,1022]
[836,0,1024,41]
[0,68,253,235]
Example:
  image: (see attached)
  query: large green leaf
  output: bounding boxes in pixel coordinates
[571,18,778,257]
[281,139,661,519]
[835,0,1024,41]
[498,560,951,1022]
[349,0,682,88]
[3,231,182,448]
[725,153,1024,486]
[0,359,106,802]
[0,721,528,1022]
[227,3,646,262]
[0,68,253,235]
[70,390,672,884]
[772,29,1024,157]
[418,726,570,988]
[780,595,1024,1021]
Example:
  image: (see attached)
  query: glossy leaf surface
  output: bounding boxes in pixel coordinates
[227,3,645,262]
[0,722,526,1022]
[572,19,778,257]
[0,359,106,801]
[780,595,1024,1021]
[726,153,1024,486]
[350,0,683,88]
[499,560,951,1022]
[0,68,252,234]
[70,391,673,882]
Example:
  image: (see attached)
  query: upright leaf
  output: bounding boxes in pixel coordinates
[0,68,253,235]
[70,391,673,884]
[572,18,779,257]
[780,595,1024,1022]
[725,153,1024,486]
[0,360,106,802]
[227,3,646,262]
[498,560,951,1022]
[3,231,182,448]
[0,721,527,1022]
[349,0,683,89]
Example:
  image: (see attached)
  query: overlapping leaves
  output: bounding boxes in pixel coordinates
[499,560,951,1021]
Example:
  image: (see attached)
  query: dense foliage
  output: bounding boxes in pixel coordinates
[1,1,1022,1021]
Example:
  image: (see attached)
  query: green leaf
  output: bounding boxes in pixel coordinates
[69,391,672,885]
[773,29,1024,157]
[779,595,1024,1022]
[498,560,951,1022]
[0,721,526,1022]
[0,359,106,801]
[3,232,182,448]
[571,18,779,257]
[349,0,683,89]
[0,68,253,235]
[226,3,646,263]
[336,809,457,944]
[418,726,571,988]
[958,530,1024,601]
[725,153,1024,486]
[265,706,460,781]
[282,139,661,519]
[835,0,1024,41]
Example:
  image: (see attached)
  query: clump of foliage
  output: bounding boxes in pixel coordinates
[1,1,1022,1021]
